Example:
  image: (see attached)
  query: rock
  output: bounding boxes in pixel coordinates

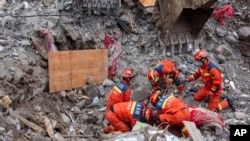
[0,127,5,134]
[187,43,193,52]
[123,0,136,7]
[56,0,64,10]
[215,44,233,57]
[81,85,100,100]
[238,43,250,57]
[0,39,9,46]
[229,81,236,94]
[5,116,17,126]
[0,90,5,97]
[2,16,14,29]
[131,35,139,42]
[216,54,226,63]
[86,76,95,85]
[234,112,246,120]
[20,40,31,46]
[66,90,77,102]
[76,100,86,109]
[34,105,42,112]
[43,0,53,7]
[237,26,250,40]
[131,87,150,102]
[98,85,105,96]
[205,40,218,51]
[225,35,237,43]
[52,132,65,141]
[60,113,71,125]
[72,106,81,114]
[59,91,67,97]
[81,114,88,122]
[61,24,79,41]
[215,27,227,37]
[80,124,88,133]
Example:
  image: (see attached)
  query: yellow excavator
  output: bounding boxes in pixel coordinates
[140,0,218,49]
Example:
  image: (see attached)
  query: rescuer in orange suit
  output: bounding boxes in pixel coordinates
[106,68,136,110]
[186,50,235,112]
[147,60,185,93]
[104,101,153,133]
[150,92,227,137]
[149,93,191,137]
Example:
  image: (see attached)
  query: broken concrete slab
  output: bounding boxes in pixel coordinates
[81,85,101,100]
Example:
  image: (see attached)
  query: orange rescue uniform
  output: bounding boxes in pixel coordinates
[106,80,132,110]
[155,95,190,125]
[152,60,183,92]
[188,61,229,111]
[154,95,190,136]
[106,101,144,132]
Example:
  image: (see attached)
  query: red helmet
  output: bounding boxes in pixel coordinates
[147,70,160,82]
[194,50,208,61]
[121,68,135,79]
[150,93,161,106]
[142,108,153,121]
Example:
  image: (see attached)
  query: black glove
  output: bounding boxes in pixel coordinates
[152,114,161,126]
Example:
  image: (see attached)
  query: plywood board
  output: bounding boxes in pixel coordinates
[49,49,108,93]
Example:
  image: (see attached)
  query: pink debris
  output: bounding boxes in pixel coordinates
[213,4,234,26]
[39,28,58,52]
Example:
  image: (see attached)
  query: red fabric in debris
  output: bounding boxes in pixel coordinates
[189,106,224,128]
[109,58,118,80]
[213,5,234,26]
[104,34,122,80]
[104,34,114,49]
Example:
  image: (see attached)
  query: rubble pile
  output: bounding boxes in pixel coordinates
[0,0,249,141]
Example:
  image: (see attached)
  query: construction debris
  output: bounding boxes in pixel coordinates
[0,0,249,141]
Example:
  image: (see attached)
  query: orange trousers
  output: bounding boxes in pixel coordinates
[193,86,229,111]
[106,109,130,132]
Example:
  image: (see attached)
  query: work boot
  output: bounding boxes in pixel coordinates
[226,97,235,112]
[222,94,235,112]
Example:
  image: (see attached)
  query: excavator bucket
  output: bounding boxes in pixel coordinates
[154,0,218,46]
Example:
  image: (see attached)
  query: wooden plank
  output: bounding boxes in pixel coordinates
[183,121,204,141]
[10,112,46,135]
[49,49,108,93]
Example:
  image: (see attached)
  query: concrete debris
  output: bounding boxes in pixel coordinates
[234,111,246,120]
[0,0,249,141]
[237,26,250,40]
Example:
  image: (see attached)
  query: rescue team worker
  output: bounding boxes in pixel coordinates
[147,60,185,94]
[150,93,226,137]
[186,50,235,112]
[106,68,136,110]
[104,101,153,133]
[149,93,190,137]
